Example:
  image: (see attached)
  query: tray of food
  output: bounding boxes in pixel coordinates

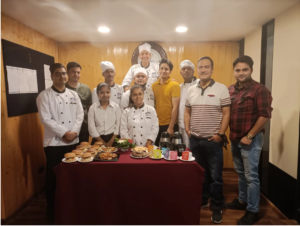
[93,152,120,162]
[99,147,118,153]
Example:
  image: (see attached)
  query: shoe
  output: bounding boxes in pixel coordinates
[224,199,247,210]
[201,201,209,208]
[237,211,259,225]
[211,209,222,224]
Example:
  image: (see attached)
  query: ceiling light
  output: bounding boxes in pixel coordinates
[98,27,110,33]
[176,26,188,33]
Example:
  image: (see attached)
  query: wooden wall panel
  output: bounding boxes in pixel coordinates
[1,13,58,220]
[58,41,239,168]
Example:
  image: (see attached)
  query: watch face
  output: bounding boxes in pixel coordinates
[138,49,161,64]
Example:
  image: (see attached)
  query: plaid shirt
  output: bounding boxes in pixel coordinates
[228,79,273,142]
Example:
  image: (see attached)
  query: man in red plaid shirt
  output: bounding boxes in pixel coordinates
[224,56,273,225]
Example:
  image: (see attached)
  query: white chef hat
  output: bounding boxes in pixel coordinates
[100,61,115,73]
[139,43,151,53]
[180,60,195,71]
[134,68,148,77]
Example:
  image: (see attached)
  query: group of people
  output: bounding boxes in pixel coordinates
[36,42,273,225]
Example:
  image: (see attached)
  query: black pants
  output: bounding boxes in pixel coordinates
[44,143,78,220]
[91,133,115,145]
[155,124,179,146]
[78,131,90,143]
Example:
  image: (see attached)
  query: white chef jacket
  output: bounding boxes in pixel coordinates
[122,62,159,89]
[88,101,121,138]
[120,87,155,109]
[120,104,159,147]
[92,83,123,105]
[178,78,200,129]
[36,87,84,147]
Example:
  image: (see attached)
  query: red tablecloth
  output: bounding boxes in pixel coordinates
[54,151,204,225]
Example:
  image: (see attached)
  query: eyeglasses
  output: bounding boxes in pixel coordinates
[54,72,67,77]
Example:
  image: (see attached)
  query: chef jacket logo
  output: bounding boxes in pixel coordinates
[151,72,158,78]
[150,94,154,100]
[117,93,122,99]
[207,94,215,97]
[145,112,152,119]
[70,97,77,105]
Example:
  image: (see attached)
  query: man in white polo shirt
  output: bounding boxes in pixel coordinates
[92,61,123,105]
[178,60,199,148]
[122,43,159,91]
[184,56,231,224]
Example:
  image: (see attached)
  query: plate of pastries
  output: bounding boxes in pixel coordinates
[131,146,149,158]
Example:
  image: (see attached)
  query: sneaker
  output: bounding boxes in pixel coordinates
[237,211,259,225]
[224,199,247,210]
[211,209,222,224]
[201,201,209,208]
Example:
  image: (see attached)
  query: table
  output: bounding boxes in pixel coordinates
[54,150,204,225]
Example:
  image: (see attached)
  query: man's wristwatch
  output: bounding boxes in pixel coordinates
[246,134,253,140]
[217,133,225,138]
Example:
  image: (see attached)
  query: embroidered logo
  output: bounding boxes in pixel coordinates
[150,94,155,100]
[117,93,122,99]
[207,94,215,97]
[145,112,152,119]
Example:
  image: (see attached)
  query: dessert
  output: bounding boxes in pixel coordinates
[100,147,116,153]
[131,151,149,158]
[132,146,148,153]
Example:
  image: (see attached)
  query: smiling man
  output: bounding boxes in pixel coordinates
[92,61,123,105]
[36,63,84,221]
[66,62,92,143]
[224,55,273,225]
[122,43,159,91]
[120,68,155,109]
[184,56,231,224]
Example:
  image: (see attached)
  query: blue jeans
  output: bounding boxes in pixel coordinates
[231,132,264,213]
[189,136,225,210]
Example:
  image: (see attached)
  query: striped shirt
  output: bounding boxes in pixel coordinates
[185,79,231,138]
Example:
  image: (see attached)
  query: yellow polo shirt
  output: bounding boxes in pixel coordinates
[152,78,180,126]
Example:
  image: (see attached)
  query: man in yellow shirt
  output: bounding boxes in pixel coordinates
[152,58,180,146]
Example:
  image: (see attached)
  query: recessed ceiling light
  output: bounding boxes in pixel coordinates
[176,26,188,33]
[98,27,110,33]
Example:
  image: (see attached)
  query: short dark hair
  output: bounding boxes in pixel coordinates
[159,58,173,71]
[96,83,110,94]
[233,55,254,69]
[67,61,82,71]
[49,63,65,75]
[197,56,214,69]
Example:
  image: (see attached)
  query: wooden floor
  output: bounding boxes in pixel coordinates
[5,169,298,225]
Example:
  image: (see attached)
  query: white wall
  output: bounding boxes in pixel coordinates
[244,27,262,82]
[269,3,300,179]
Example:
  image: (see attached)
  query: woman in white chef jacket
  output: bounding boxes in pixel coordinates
[88,83,122,147]
[120,85,159,147]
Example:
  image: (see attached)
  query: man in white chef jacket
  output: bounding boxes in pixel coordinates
[120,68,155,109]
[179,60,199,148]
[122,43,159,91]
[91,61,123,105]
[36,63,84,221]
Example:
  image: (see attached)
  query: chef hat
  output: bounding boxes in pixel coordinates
[180,60,195,71]
[139,43,151,53]
[134,68,148,77]
[100,61,115,73]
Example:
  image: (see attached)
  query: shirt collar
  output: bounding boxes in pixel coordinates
[140,62,150,69]
[234,78,254,90]
[183,77,197,84]
[197,79,215,88]
[158,77,171,84]
[134,103,145,110]
[52,86,66,93]
[96,101,114,109]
